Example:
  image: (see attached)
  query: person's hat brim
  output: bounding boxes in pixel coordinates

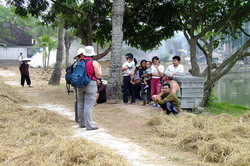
[21,58,31,62]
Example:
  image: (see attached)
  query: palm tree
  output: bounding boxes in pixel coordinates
[47,38,57,70]
[36,35,57,71]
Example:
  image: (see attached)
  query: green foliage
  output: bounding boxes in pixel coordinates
[0,5,57,38]
[123,0,181,51]
[207,102,250,117]
[36,36,56,56]
[207,91,219,106]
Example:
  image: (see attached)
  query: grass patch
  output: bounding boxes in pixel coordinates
[207,102,250,117]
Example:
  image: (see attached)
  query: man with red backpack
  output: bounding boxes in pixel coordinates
[74,46,102,131]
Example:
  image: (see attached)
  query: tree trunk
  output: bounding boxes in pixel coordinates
[189,39,200,76]
[64,32,70,67]
[107,0,125,101]
[200,81,212,107]
[64,30,74,67]
[47,51,50,71]
[200,39,250,107]
[85,17,93,45]
[48,20,65,85]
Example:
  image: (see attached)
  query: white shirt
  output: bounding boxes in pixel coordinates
[151,64,164,78]
[18,55,23,61]
[165,64,184,75]
[122,61,135,76]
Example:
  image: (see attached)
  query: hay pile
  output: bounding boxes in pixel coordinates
[0,80,128,166]
[147,112,250,165]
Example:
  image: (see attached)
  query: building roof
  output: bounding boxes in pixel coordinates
[0,22,33,46]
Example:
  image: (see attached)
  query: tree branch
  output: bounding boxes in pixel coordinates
[93,46,112,60]
[196,5,250,39]
[197,40,208,57]
[92,15,107,25]
[240,27,250,37]
[183,29,191,43]
[210,39,250,86]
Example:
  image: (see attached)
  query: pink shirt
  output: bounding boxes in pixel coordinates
[82,57,97,81]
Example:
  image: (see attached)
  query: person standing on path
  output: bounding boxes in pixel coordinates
[19,58,32,87]
[76,46,102,131]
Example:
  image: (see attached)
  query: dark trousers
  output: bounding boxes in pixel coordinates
[134,83,142,100]
[21,75,31,86]
[123,76,135,103]
[160,102,178,115]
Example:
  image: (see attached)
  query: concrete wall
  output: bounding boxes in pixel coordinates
[0,46,29,60]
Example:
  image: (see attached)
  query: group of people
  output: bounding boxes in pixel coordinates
[121,54,184,115]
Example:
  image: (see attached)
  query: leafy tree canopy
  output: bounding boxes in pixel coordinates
[0,4,57,38]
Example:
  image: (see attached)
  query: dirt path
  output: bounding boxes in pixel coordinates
[0,68,181,166]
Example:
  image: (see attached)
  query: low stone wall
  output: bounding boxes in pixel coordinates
[0,60,19,68]
[173,75,205,109]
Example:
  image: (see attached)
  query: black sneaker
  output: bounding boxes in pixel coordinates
[86,127,99,131]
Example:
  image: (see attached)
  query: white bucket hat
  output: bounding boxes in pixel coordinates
[77,48,85,56]
[164,71,173,77]
[82,46,96,56]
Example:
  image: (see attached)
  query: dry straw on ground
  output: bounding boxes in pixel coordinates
[147,111,250,166]
[0,80,128,166]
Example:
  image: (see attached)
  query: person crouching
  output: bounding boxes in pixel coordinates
[155,83,180,115]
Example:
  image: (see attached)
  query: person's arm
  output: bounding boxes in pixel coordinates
[98,84,105,93]
[152,65,163,77]
[139,69,143,78]
[178,65,184,73]
[157,65,164,77]
[151,66,158,77]
[93,60,102,78]
[171,82,180,94]
[121,62,129,72]
[156,94,175,105]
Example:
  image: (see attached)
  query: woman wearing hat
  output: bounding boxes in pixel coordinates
[76,46,102,131]
[19,58,32,87]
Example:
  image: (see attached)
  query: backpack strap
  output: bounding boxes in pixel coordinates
[66,83,71,95]
[81,58,95,80]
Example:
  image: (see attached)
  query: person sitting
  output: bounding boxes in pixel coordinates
[154,83,180,115]
[96,78,107,104]
[165,56,184,75]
